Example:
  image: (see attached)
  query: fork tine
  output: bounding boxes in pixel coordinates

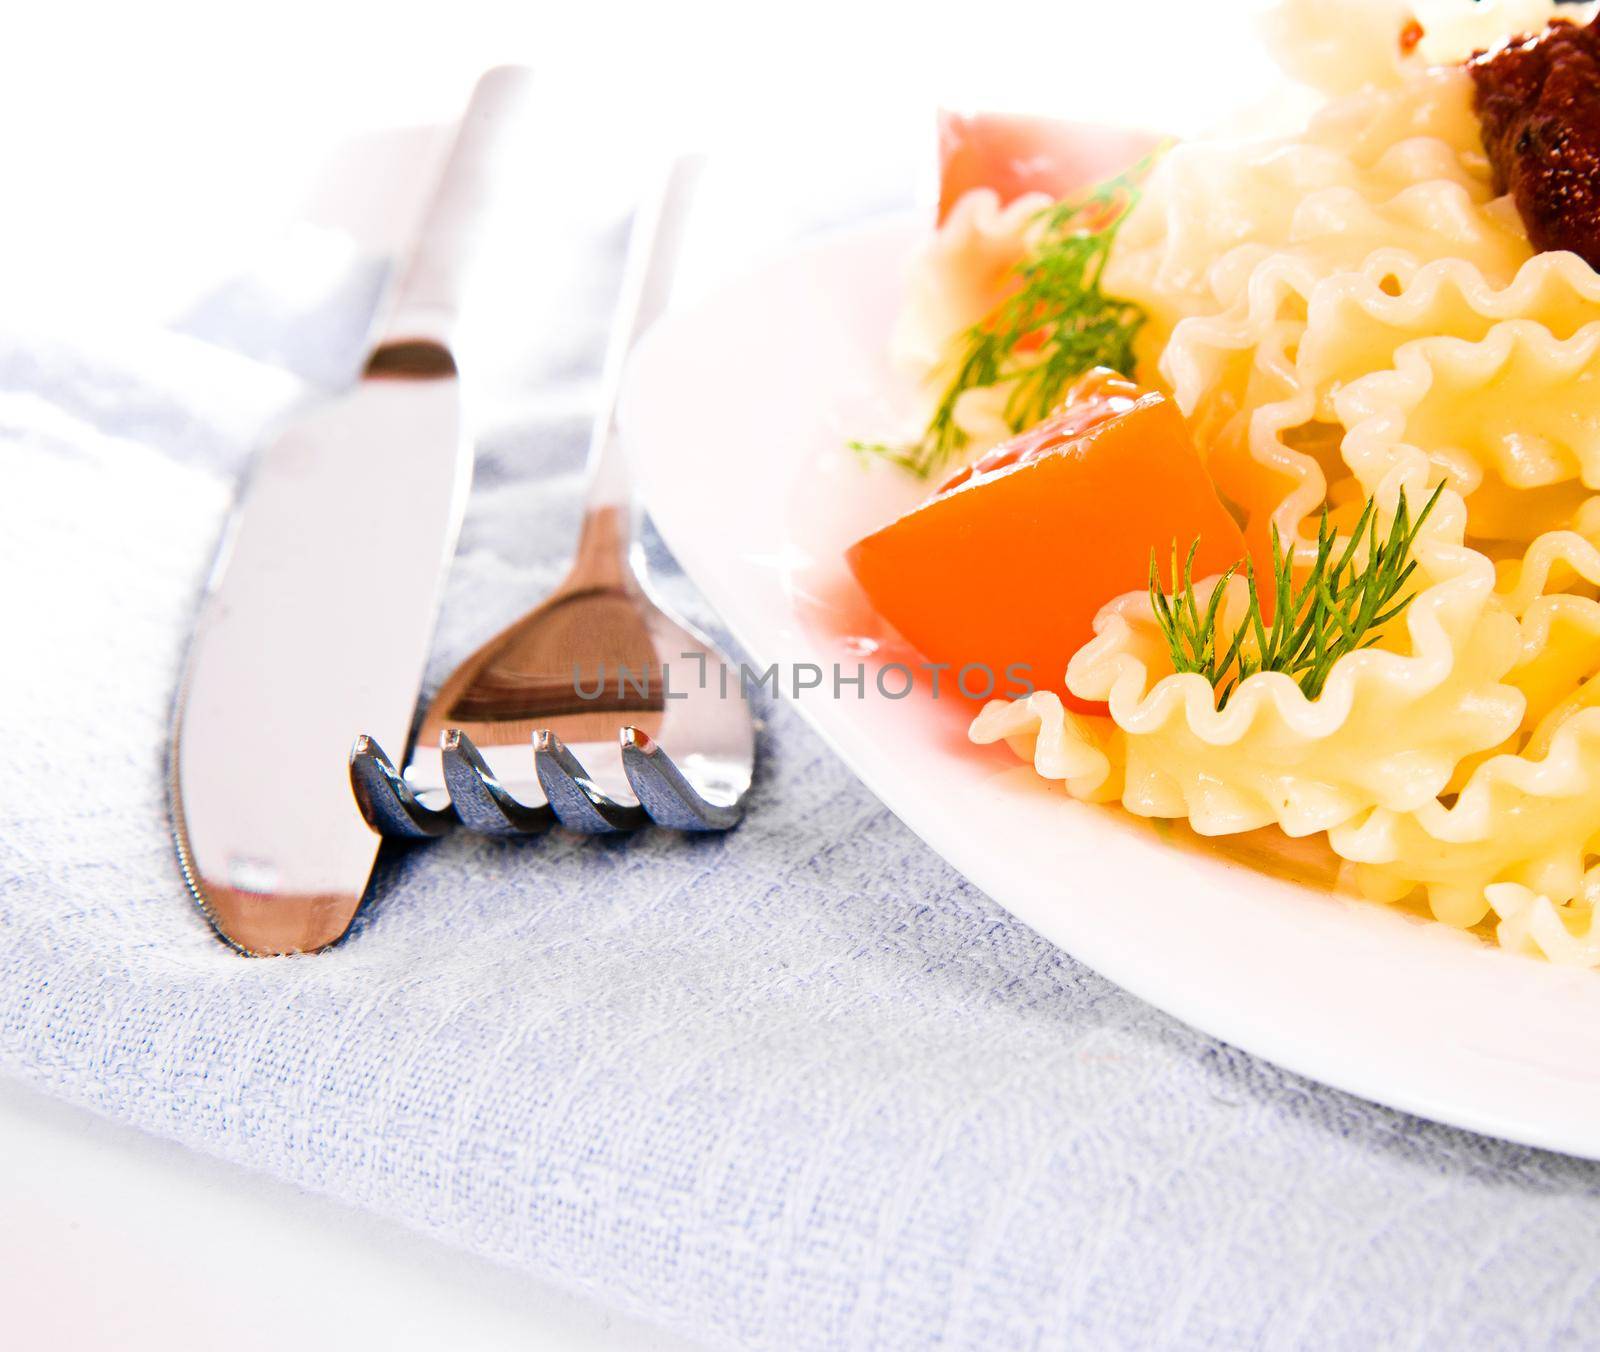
[349,735,455,838]
[620,727,746,831]
[441,729,552,835]
[533,730,648,834]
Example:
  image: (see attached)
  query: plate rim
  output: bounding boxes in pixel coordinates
[623,212,1600,1160]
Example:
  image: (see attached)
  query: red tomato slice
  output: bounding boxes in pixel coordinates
[937,111,1166,224]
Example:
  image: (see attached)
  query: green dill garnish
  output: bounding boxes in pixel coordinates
[854,149,1162,478]
[1149,485,1444,708]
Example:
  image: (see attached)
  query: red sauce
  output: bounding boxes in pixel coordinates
[1469,16,1600,269]
[1399,18,1425,55]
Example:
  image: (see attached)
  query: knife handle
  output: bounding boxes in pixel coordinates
[379,65,534,348]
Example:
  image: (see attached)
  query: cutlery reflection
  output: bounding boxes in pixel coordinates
[352,157,755,838]
[171,68,534,955]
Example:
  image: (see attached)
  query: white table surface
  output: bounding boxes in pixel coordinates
[0,1075,702,1351]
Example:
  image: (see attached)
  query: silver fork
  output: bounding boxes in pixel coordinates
[350,158,755,836]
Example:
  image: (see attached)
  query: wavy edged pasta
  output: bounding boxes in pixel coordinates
[1496,527,1600,615]
[1105,67,1537,560]
[1487,879,1600,966]
[1264,0,1600,93]
[1410,0,1600,64]
[1174,257,1600,567]
[891,188,1048,453]
[1104,67,1521,344]
[968,693,1122,803]
[1057,484,1525,836]
[925,6,1600,967]
[1334,707,1600,929]
[1296,248,1600,399]
[1318,530,1600,941]
[1337,318,1600,544]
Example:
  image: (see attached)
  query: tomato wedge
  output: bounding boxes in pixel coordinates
[937,112,1166,225]
[846,374,1247,711]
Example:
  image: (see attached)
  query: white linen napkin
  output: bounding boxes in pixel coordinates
[6,222,1600,1352]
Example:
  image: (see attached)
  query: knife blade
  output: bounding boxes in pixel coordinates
[171,67,532,955]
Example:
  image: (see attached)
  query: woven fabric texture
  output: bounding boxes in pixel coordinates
[7,227,1600,1352]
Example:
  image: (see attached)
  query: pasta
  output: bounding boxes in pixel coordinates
[1486,880,1600,965]
[1105,67,1524,348]
[1332,707,1600,928]
[1336,317,1600,544]
[891,188,1050,453]
[1264,0,1600,92]
[1109,66,1540,556]
[1409,0,1600,64]
[968,692,1123,803]
[1054,481,1525,837]
[932,1,1600,965]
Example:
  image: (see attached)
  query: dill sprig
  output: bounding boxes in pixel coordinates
[854,149,1162,478]
[1149,485,1444,708]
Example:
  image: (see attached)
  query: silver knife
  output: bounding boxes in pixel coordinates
[171,67,532,955]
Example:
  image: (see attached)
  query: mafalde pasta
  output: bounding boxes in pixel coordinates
[1407,0,1600,63]
[1264,0,1600,92]
[892,187,1049,381]
[1106,67,1524,341]
[968,692,1123,804]
[890,188,1052,455]
[845,0,1600,966]
[1332,706,1600,929]
[1486,880,1600,965]
[1056,484,1524,837]
[1110,66,1537,557]
[1337,318,1600,545]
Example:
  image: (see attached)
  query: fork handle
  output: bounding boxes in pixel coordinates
[378,66,535,348]
[582,155,706,513]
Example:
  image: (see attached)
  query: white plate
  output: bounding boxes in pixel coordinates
[620,216,1600,1158]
